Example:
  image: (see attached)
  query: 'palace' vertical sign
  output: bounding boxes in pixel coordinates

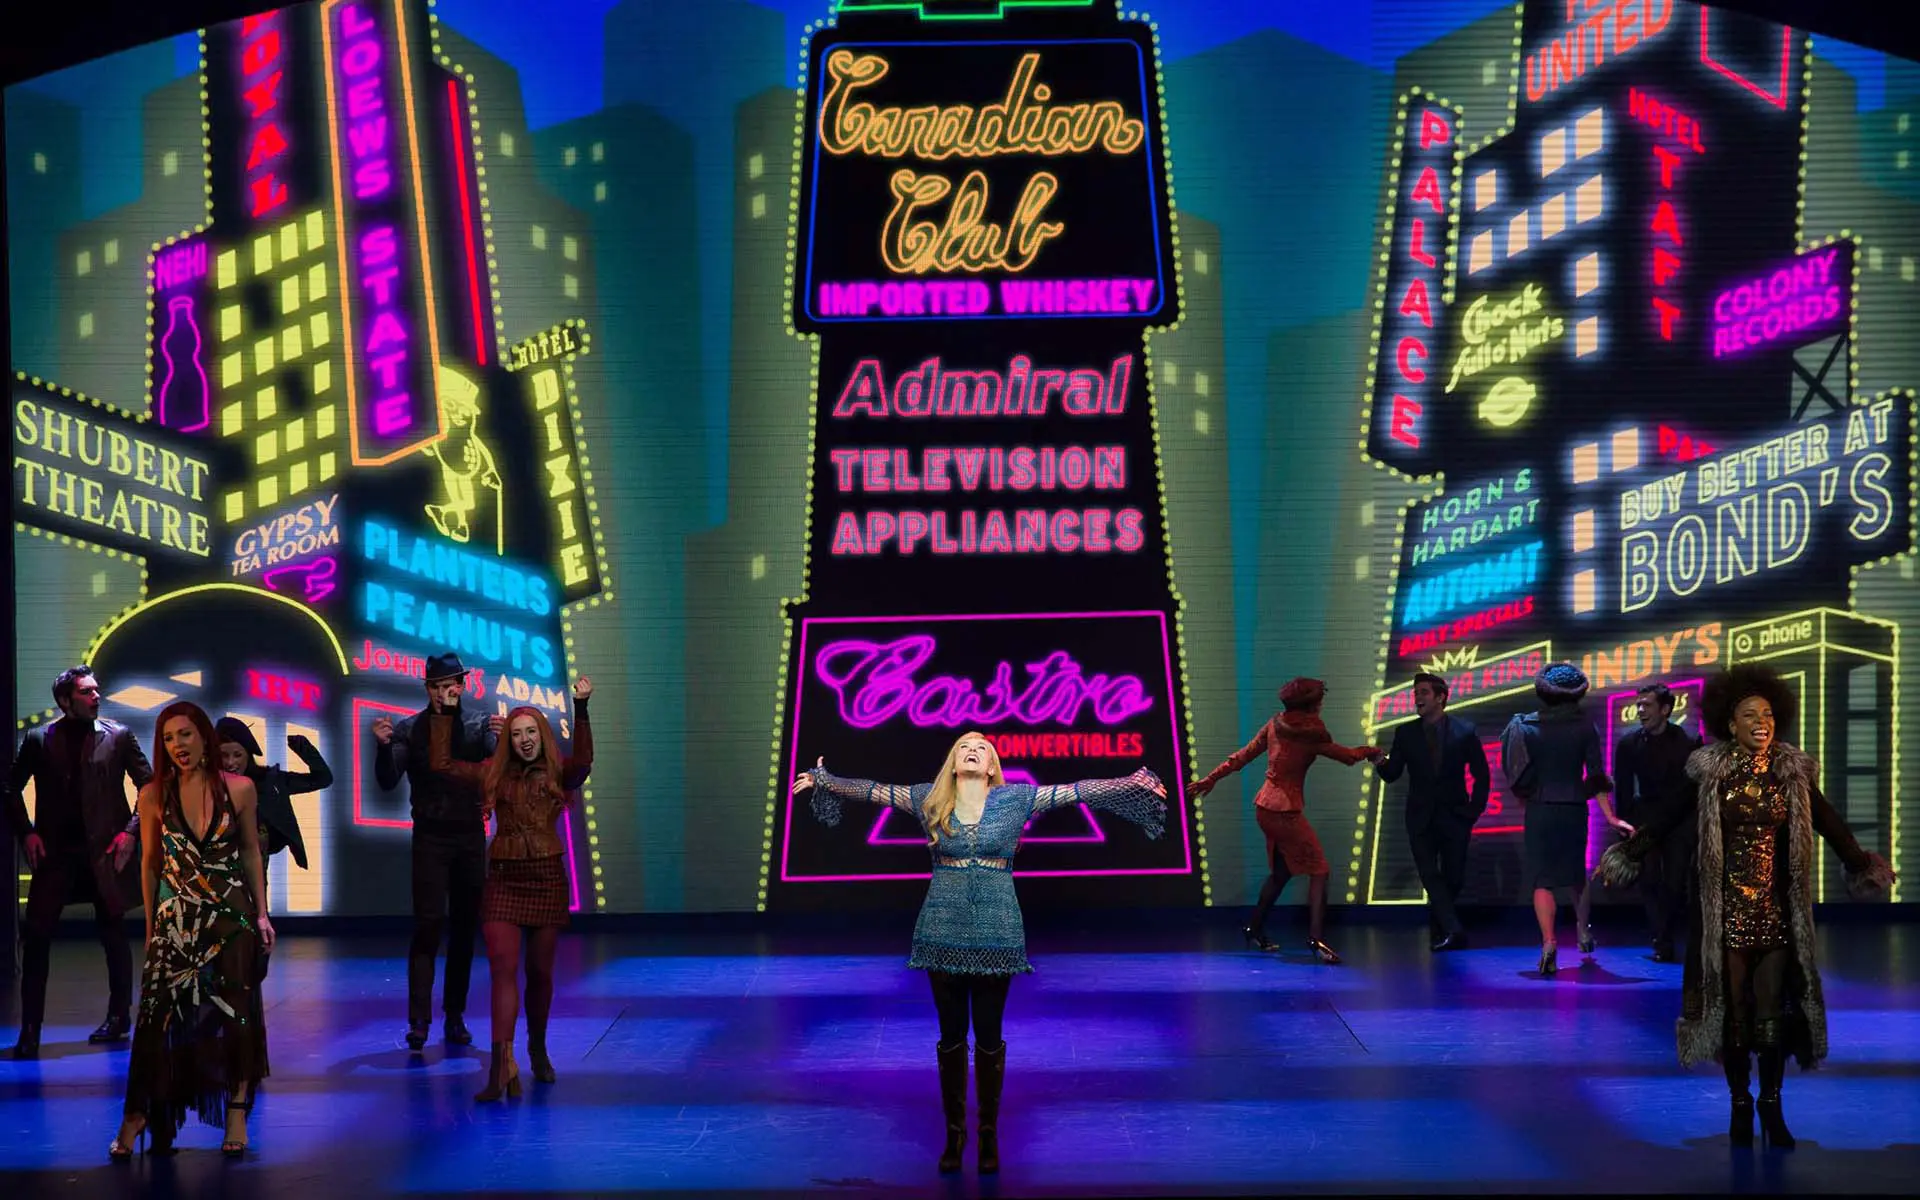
[771,0,1198,907]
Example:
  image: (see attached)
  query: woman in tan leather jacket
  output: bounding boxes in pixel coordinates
[430,677,592,1102]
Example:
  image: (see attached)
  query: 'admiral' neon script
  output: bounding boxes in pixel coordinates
[324,0,442,465]
[814,634,1155,729]
[1366,97,1456,464]
[801,38,1165,324]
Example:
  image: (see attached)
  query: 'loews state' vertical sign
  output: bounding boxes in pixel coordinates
[320,0,445,466]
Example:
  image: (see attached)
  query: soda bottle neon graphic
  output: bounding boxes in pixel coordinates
[157,294,211,432]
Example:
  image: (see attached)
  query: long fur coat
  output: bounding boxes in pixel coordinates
[1600,740,1892,1070]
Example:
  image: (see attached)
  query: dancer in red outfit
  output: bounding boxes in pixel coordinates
[1191,678,1380,963]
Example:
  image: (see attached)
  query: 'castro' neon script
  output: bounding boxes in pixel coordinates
[813,635,1155,729]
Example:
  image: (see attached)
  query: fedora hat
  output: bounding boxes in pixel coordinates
[424,652,471,682]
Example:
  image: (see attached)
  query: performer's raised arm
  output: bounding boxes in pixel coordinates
[791,757,929,826]
[1029,768,1168,839]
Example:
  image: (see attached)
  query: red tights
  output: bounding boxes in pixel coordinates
[482,921,560,1046]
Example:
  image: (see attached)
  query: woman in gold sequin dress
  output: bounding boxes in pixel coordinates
[1601,666,1894,1151]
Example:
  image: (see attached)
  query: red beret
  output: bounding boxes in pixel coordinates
[1279,677,1327,708]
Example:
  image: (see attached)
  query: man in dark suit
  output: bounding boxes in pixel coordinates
[1609,682,1701,962]
[372,652,498,1050]
[1378,672,1490,951]
[2,665,154,1058]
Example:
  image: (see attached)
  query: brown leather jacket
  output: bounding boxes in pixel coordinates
[428,703,592,860]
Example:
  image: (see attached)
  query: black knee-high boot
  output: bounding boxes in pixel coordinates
[936,1041,968,1173]
[1723,1049,1754,1146]
[1754,1018,1794,1150]
[975,1041,1006,1174]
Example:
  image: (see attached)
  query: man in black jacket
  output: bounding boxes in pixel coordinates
[2,666,153,1058]
[1609,683,1701,961]
[372,653,497,1049]
[1378,672,1491,951]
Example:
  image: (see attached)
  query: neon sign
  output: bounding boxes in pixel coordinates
[825,352,1146,557]
[1616,399,1905,614]
[1365,96,1457,461]
[817,49,1141,276]
[13,385,214,557]
[358,516,559,681]
[1409,469,1541,567]
[154,296,212,434]
[799,36,1167,325]
[1398,540,1544,627]
[779,610,1194,885]
[1645,107,1693,343]
[1626,88,1706,154]
[1578,622,1722,690]
[1398,596,1537,659]
[1370,641,1553,725]
[238,11,292,219]
[245,667,323,711]
[1524,0,1676,104]
[322,0,444,465]
[154,243,210,291]
[523,366,602,596]
[230,494,341,578]
[813,634,1155,729]
[1710,244,1849,359]
[505,319,588,373]
[1445,284,1566,396]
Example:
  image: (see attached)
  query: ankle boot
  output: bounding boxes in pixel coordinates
[475,1040,521,1103]
[528,1026,556,1084]
[1755,1044,1794,1150]
[975,1041,1006,1175]
[1723,1049,1753,1147]
[935,1041,968,1173]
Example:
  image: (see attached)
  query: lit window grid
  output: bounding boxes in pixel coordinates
[207,207,345,519]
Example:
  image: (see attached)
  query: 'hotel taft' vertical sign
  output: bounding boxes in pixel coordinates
[1364,92,1461,474]
[321,0,446,466]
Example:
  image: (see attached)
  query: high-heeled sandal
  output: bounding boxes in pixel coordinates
[108,1115,146,1162]
[1308,939,1341,965]
[222,1099,253,1157]
[1538,942,1558,976]
[475,1040,522,1102]
[1241,925,1279,952]
[1578,926,1596,955]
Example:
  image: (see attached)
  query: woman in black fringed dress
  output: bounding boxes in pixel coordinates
[111,702,274,1159]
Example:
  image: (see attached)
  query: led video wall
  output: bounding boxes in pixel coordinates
[1357,0,1912,906]
[9,0,1915,913]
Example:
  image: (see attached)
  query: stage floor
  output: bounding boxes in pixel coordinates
[1,919,1917,1197]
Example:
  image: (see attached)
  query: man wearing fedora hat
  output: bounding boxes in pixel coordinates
[372,652,498,1049]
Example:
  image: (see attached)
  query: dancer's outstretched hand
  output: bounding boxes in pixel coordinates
[1188,778,1214,799]
[790,757,824,797]
[1131,767,1167,798]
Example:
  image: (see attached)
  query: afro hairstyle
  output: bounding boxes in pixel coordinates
[1700,664,1798,743]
